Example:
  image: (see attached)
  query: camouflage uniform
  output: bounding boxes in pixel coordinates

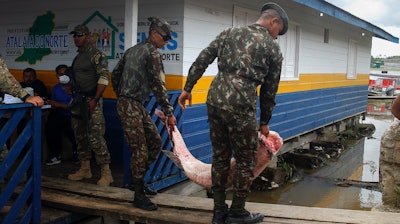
[0,56,30,162]
[112,38,173,180]
[183,24,283,213]
[380,119,400,207]
[0,57,30,99]
[70,44,111,165]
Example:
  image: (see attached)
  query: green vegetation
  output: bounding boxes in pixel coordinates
[371,55,400,71]
[371,56,384,68]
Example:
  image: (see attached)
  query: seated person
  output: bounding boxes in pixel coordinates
[45,64,77,165]
[20,67,48,98]
[17,68,48,137]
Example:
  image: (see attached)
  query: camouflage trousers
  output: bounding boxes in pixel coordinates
[380,119,400,207]
[70,97,110,165]
[207,104,258,198]
[116,97,161,180]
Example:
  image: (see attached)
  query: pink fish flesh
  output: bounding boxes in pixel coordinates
[156,109,283,188]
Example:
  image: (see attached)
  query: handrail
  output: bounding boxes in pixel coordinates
[0,104,42,224]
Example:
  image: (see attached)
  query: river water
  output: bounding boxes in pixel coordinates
[246,99,395,210]
[171,99,395,210]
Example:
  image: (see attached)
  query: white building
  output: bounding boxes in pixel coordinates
[0,0,396,189]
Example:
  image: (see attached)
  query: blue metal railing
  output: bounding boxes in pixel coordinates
[117,91,185,189]
[0,104,42,224]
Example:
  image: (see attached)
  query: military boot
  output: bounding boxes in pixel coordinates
[97,163,114,186]
[225,210,264,224]
[225,194,263,224]
[68,160,92,181]
[132,179,157,211]
[212,190,228,224]
[128,181,158,196]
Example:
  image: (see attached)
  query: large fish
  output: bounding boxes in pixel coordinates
[156,110,283,189]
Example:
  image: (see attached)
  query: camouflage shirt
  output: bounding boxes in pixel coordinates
[112,39,173,117]
[72,44,109,94]
[0,57,29,99]
[184,24,283,125]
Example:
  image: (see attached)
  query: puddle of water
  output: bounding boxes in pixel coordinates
[246,99,394,210]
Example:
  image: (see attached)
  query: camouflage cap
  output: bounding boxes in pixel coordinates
[148,17,172,39]
[261,2,289,35]
[69,25,90,35]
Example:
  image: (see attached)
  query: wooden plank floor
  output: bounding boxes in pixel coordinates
[41,176,400,224]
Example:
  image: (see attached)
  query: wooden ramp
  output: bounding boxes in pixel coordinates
[41,176,400,224]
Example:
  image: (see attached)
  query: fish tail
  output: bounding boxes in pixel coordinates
[162,150,183,170]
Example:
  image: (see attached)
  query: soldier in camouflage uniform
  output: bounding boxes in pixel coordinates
[67,25,113,186]
[112,17,177,211]
[380,95,400,208]
[0,56,44,162]
[178,3,288,224]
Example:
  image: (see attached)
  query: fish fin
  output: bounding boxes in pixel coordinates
[162,150,184,170]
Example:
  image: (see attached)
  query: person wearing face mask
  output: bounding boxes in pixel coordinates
[44,64,78,165]
[178,3,288,224]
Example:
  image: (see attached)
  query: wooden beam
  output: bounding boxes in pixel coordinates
[41,176,400,224]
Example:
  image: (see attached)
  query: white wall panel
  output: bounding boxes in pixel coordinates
[0,0,376,77]
[182,0,232,77]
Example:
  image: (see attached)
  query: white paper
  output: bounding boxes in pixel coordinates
[3,94,23,104]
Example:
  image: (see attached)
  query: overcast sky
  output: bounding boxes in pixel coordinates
[325,0,400,57]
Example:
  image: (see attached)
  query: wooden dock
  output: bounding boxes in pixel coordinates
[40,176,400,224]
